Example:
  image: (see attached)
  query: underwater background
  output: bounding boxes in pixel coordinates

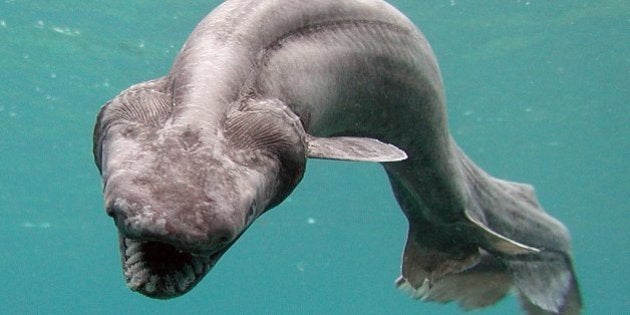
[0,0,627,314]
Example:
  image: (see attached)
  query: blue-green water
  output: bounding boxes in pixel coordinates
[0,1,627,314]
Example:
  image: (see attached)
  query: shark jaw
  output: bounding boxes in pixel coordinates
[118,234,227,299]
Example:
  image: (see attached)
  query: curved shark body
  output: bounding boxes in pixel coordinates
[93,0,581,313]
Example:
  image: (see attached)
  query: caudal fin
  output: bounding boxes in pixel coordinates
[506,251,582,314]
[457,148,582,314]
[395,147,581,314]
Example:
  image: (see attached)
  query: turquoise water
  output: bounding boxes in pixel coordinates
[1,1,627,314]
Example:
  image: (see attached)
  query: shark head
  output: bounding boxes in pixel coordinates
[93,79,307,298]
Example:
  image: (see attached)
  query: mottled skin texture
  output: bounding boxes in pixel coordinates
[93,0,581,314]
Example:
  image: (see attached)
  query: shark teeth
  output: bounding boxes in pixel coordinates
[144,275,159,293]
[120,236,214,298]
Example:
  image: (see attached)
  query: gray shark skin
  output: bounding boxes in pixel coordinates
[93,0,581,314]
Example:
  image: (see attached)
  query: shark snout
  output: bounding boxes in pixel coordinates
[106,197,239,255]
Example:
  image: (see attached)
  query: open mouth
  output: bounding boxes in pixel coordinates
[119,234,223,299]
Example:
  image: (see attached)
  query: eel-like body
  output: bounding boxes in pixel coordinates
[93,1,580,313]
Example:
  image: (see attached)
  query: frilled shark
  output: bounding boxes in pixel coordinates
[93,0,581,313]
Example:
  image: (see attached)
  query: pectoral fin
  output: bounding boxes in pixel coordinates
[305,135,407,162]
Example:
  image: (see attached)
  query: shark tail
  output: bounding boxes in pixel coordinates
[395,148,581,314]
